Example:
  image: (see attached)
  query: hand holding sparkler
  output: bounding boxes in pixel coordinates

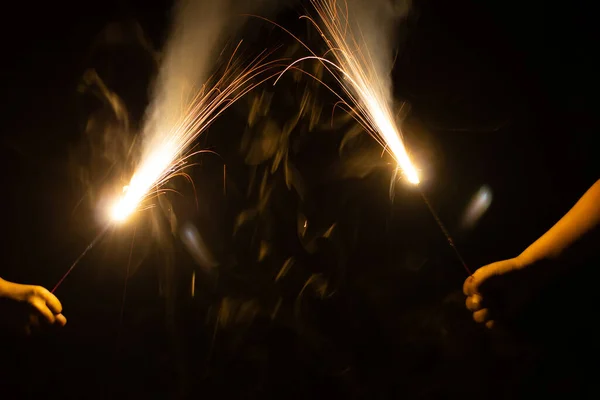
[464,179,600,328]
[0,277,66,335]
[49,43,283,294]
[463,257,525,329]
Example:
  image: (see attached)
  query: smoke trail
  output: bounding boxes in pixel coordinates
[298,0,418,183]
[342,0,411,111]
[142,0,236,164]
[140,0,283,175]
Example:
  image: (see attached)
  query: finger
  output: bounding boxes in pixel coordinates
[29,297,56,324]
[29,314,40,328]
[466,260,516,296]
[485,320,495,329]
[35,287,63,314]
[465,294,483,311]
[473,308,490,323]
[463,275,475,296]
[55,313,67,327]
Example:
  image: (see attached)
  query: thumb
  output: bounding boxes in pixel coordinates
[463,259,518,296]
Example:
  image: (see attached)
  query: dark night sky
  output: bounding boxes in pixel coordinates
[1,0,598,398]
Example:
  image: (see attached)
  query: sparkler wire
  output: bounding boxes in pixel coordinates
[419,189,471,275]
[53,46,284,294]
[51,223,112,293]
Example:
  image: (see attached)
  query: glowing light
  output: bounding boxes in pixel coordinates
[109,46,281,223]
[277,0,420,184]
[111,143,176,222]
[460,185,493,230]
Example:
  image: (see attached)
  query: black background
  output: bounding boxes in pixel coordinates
[1,0,598,398]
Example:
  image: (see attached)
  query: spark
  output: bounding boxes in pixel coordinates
[110,44,282,223]
[270,1,472,274]
[274,0,420,184]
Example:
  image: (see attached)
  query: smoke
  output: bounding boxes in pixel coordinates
[120,0,288,268]
[342,0,411,103]
[144,0,229,141]
[140,0,284,169]
[308,0,418,184]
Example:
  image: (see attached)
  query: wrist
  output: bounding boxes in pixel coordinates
[0,278,22,300]
[513,254,531,270]
[0,278,9,298]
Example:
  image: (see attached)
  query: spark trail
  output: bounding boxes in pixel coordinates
[276,0,419,184]
[110,47,282,222]
[53,0,286,292]
[111,0,286,223]
[51,50,282,292]
[275,0,470,274]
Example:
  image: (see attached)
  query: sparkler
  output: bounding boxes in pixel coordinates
[110,46,282,223]
[51,224,111,294]
[274,0,419,184]
[274,0,471,274]
[51,45,284,292]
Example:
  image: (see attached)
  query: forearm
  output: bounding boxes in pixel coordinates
[517,179,600,267]
[0,278,10,298]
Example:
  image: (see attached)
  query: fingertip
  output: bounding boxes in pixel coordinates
[485,320,495,329]
[45,313,56,325]
[473,308,490,324]
[465,294,483,311]
[55,314,67,327]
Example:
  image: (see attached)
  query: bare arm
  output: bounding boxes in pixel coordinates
[516,179,600,267]
[464,179,600,328]
[0,277,12,298]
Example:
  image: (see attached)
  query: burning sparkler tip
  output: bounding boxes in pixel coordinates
[408,173,420,185]
[110,200,129,222]
[109,194,136,223]
[398,165,420,185]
